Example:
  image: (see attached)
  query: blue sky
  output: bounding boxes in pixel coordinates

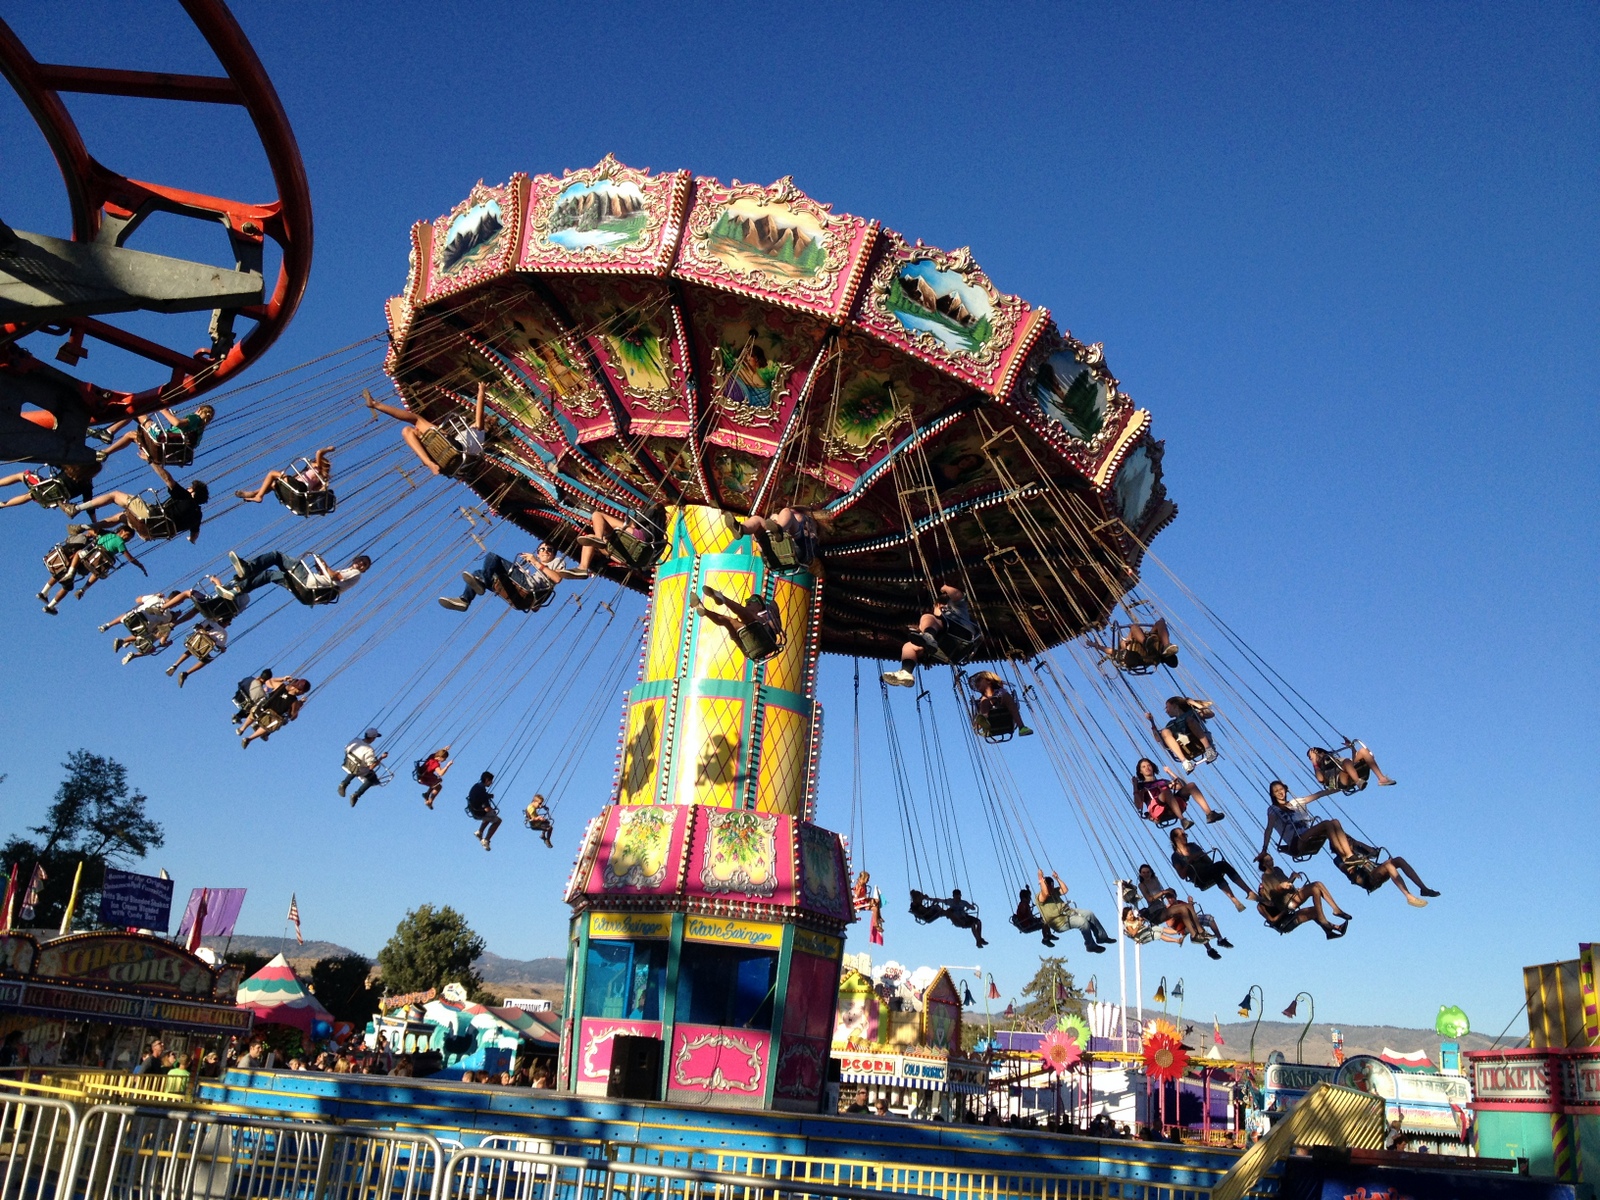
[0,2,1593,1042]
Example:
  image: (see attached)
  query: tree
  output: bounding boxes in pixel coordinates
[310,954,382,1024]
[225,950,271,980]
[1018,956,1083,1027]
[1,751,164,929]
[376,905,486,999]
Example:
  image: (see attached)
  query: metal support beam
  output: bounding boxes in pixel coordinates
[0,221,262,323]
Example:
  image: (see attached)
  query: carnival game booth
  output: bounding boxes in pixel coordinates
[0,930,249,1072]
[831,964,985,1119]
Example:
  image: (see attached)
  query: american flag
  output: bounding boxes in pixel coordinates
[287,894,303,945]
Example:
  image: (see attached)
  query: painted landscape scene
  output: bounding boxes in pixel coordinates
[547,178,648,250]
[1033,349,1106,439]
[705,198,828,281]
[886,259,994,354]
[439,198,504,275]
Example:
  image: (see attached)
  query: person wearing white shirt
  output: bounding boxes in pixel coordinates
[339,729,387,805]
[164,618,228,687]
[1260,780,1356,862]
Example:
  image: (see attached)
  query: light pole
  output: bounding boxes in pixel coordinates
[1237,985,1264,1079]
[1282,992,1314,1064]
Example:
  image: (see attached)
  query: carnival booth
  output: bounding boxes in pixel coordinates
[416,985,558,1078]
[831,961,985,1119]
[0,930,249,1069]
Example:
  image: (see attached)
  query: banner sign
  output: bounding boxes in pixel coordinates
[176,888,247,940]
[683,915,781,949]
[589,911,672,940]
[35,933,215,998]
[0,980,251,1034]
[99,868,175,931]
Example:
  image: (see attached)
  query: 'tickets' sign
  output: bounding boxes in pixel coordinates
[34,933,214,998]
[1470,1058,1552,1103]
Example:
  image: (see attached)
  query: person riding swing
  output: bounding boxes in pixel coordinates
[230,549,369,605]
[440,544,582,612]
[523,794,554,847]
[338,729,388,806]
[1254,851,1351,939]
[1088,615,1179,674]
[1136,864,1230,959]
[1168,826,1256,912]
[466,772,502,851]
[164,616,229,687]
[576,505,666,576]
[39,522,144,612]
[1133,757,1225,825]
[240,677,311,747]
[366,387,489,478]
[0,461,102,512]
[690,584,785,663]
[883,583,979,686]
[237,445,337,516]
[414,747,451,809]
[1331,837,1439,907]
[96,404,214,466]
[101,590,184,664]
[908,887,988,948]
[1145,697,1218,773]
[738,507,824,572]
[1307,741,1396,796]
[1031,870,1114,952]
[966,671,1034,739]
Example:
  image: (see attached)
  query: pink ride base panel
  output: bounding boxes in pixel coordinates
[666,1023,771,1105]
[575,1018,663,1087]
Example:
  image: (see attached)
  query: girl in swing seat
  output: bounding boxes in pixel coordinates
[236,446,335,503]
[883,583,976,686]
[1308,742,1396,795]
[1145,697,1217,772]
[1133,757,1223,825]
[1254,851,1352,938]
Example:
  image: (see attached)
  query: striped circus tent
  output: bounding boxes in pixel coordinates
[235,953,335,1037]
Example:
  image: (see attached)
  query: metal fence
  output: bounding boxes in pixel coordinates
[0,1089,1215,1200]
[1,1092,80,1200]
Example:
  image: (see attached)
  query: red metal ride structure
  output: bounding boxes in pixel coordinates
[0,0,311,464]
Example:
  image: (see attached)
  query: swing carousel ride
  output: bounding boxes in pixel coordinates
[4,140,1433,1109]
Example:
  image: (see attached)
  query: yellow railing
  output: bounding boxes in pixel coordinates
[630,1146,1219,1200]
[0,1067,197,1104]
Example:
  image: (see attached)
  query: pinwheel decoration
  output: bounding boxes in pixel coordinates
[1142,1018,1189,1083]
[1039,1028,1083,1074]
[1056,1012,1092,1053]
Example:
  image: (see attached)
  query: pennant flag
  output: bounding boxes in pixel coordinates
[987,978,1001,1001]
[19,864,46,922]
[1213,1015,1225,1046]
[288,894,303,945]
[186,889,209,953]
[2,864,18,929]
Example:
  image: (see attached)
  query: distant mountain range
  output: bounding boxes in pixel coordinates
[206,937,564,993]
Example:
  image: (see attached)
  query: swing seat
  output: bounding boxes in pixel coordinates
[924,619,980,666]
[971,704,1015,743]
[908,890,943,925]
[129,491,180,541]
[606,526,662,573]
[144,428,196,467]
[732,619,784,663]
[1313,748,1363,796]
[523,811,553,833]
[79,546,118,581]
[273,474,337,516]
[193,591,244,626]
[42,543,81,579]
[755,527,814,573]
[418,422,467,477]
[413,759,439,784]
[492,571,554,613]
[184,628,222,661]
[1010,907,1044,935]
[25,472,72,508]
[253,707,286,734]
[285,560,341,606]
